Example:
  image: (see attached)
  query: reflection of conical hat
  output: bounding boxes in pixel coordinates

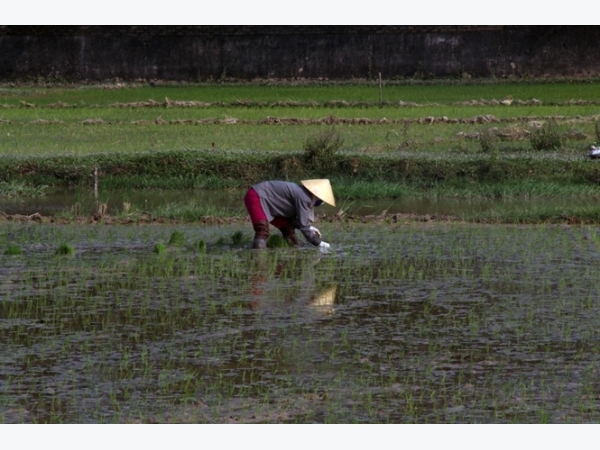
[310,286,337,307]
[301,179,336,207]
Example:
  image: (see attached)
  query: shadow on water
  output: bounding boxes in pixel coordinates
[2,223,600,422]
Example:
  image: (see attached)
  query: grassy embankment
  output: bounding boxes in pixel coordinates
[2,78,600,222]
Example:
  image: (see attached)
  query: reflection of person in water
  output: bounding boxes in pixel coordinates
[249,260,284,309]
[247,253,336,315]
[244,179,335,250]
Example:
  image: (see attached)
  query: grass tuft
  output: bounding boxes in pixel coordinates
[0,181,48,198]
[303,128,344,171]
[479,128,499,157]
[530,119,565,151]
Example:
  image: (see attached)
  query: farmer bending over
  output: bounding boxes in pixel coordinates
[244,179,335,250]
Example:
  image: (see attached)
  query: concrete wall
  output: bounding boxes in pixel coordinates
[1,26,599,81]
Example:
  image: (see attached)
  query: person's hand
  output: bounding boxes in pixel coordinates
[309,226,322,238]
[318,241,330,252]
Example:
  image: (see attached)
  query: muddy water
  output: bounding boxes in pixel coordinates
[0,188,245,216]
[1,222,600,423]
[2,187,600,217]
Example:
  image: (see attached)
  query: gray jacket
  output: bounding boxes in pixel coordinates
[252,180,322,245]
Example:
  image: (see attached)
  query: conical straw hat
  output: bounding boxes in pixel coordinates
[301,179,336,206]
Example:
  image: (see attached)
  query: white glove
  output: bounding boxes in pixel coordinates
[309,226,322,238]
[318,241,330,252]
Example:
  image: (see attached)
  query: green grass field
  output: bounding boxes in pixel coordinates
[2,78,600,222]
[1,78,600,156]
[3,78,600,104]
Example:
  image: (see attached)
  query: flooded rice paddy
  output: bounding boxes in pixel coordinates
[2,221,600,423]
[4,187,600,218]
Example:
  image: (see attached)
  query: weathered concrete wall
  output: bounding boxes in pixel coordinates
[1,26,599,81]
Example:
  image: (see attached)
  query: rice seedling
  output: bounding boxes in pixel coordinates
[54,243,74,256]
[3,244,22,255]
[230,230,247,246]
[192,239,207,253]
[266,234,288,248]
[153,243,167,255]
[168,230,186,247]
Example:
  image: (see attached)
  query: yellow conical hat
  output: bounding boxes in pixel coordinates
[301,179,336,207]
